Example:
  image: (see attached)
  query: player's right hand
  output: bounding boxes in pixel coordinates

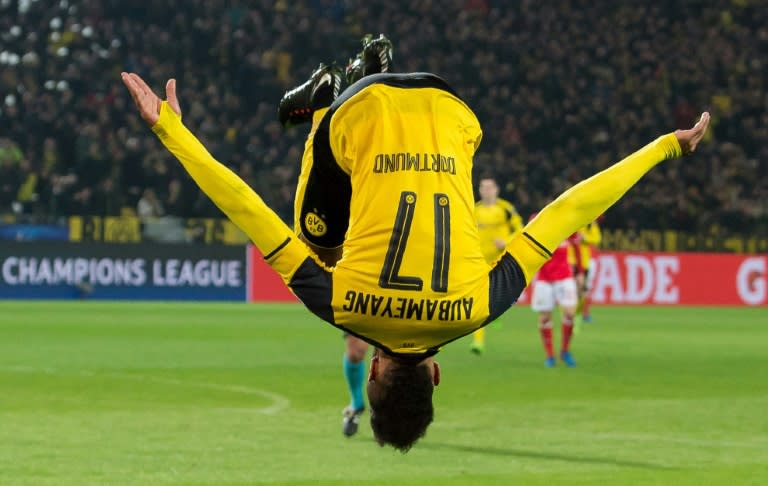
[675,112,710,155]
[121,72,182,127]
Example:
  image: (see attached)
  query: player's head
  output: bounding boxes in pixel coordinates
[478,174,499,204]
[366,349,440,452]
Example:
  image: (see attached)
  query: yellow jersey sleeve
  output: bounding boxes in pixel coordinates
[150,101,309,282]
[508,134,681,283]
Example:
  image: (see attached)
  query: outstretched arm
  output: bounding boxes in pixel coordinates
[507,113,710,284]
[120,72,310,281]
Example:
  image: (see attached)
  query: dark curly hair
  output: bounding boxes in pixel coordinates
[368,362,434,452]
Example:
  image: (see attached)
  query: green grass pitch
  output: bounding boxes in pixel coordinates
[0,301,766,485]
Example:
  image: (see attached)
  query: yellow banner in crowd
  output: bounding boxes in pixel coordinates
[184,218,250,245]
[63,216,766,251]
[68,216,248,245]
[600,229,768,253]
[69,216,141,243]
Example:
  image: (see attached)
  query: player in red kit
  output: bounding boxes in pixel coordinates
[530,217,581,367]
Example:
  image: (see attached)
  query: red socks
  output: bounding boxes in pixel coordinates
[541,315,575,358]
[539,322,554,358]
[562,316,574,352]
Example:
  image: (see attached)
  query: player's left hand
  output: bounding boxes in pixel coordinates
[494,238,506,250]
[121,72,182,126]
[675,112,710,155]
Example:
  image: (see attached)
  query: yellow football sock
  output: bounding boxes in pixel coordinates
[472,327,485,346]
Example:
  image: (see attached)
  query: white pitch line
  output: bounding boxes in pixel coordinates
[433,421,768,451]
[0,365,290,415]
[0,364,55,374]
[106,372,290,415]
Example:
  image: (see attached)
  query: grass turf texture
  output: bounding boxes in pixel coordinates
[0,302,766,485]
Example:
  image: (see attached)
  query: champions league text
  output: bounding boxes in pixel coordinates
[1,257,242,288]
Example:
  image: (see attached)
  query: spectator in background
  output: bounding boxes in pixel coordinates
[15,158,38,212]
[137,188,164,220]
[0,155,22,213]
[0,0,764,235]
[164,179,187,217]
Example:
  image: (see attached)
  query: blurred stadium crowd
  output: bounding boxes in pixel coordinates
[0,0,765,233]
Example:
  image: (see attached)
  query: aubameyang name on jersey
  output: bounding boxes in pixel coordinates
[373,153,456,175]
[342,290,473,321]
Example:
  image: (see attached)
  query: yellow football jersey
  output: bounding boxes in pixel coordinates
[151,74,530,358]
[151,73,680,359]
[579,221,602,268]
[567,222,602,269]
[323,78,504,355]
[475,198,523,263]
